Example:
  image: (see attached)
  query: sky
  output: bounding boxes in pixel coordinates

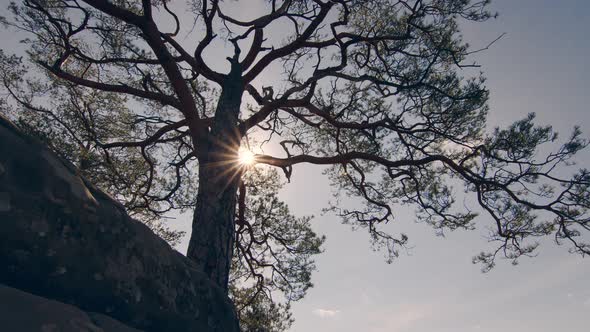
[277,1,590,331]
[1,1,589,331]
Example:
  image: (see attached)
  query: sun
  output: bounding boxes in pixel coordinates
[238,149,256,165]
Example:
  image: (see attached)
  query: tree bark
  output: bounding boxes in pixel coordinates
[187,61,244,291]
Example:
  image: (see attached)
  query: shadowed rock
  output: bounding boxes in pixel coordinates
[0,284,141,332]
[0,115,239,332]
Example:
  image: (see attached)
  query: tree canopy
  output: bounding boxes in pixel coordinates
[1,0,589,330]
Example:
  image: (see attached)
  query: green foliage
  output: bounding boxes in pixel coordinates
[230,167,324,330]
[230,284,293,332]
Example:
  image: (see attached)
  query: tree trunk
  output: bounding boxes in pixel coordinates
[187,63,244,291]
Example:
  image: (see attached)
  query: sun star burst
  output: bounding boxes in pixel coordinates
[238,149,256,165]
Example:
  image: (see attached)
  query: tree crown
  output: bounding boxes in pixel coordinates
[1,0,589,330]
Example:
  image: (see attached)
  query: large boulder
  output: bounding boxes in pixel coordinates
[0,284,141,332]
[0,115,239,332]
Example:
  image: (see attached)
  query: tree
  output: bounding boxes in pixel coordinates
[1,0,589,329]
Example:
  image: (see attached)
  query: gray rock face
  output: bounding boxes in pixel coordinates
[0,284,142,332]
[0,115,239,332]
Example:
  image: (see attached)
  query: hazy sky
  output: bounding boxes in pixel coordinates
[1,1,589,331]
[177,1,589,331]
[276,1,590,331]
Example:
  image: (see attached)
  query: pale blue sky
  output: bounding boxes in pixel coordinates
[278,1,590,331]
[1,1,588,331]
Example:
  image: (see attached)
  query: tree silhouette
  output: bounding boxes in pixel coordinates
[1,0,589,329]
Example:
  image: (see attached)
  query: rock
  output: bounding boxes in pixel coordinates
[0,284,141,332]
[0,115,239,332]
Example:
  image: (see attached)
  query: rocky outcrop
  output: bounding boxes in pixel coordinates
[0,115,239,332]
[0,284,141,332]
